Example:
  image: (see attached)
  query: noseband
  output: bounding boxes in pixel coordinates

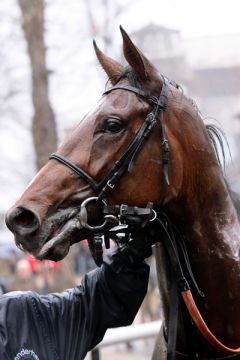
[50,77,170,203]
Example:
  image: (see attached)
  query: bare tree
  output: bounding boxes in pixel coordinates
[18,0,57,170]
[84,0,136,56]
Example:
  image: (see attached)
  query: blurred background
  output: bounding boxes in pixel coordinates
[0,0,240,358]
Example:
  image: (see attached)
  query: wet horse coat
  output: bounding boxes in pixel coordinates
[6,27,240,359]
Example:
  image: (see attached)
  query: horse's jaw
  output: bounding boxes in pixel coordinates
[34,208,85,260]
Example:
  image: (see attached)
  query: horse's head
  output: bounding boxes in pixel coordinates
[5,27,210,261]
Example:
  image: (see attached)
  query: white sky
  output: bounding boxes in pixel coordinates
[177,0,240,37]
[119,0,240,38]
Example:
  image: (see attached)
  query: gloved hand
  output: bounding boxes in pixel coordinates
[118,230,152,264]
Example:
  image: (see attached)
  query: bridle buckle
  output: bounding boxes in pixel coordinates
[107,180,115,189]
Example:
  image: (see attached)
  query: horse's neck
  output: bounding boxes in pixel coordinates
[154,170,240,358]
[181,176,240,296]
[176,171,240,349]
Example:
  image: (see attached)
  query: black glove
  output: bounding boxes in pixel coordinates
[105,231,152,273]
[117,228,153,264]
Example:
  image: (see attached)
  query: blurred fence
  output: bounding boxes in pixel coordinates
[90,320,162,360]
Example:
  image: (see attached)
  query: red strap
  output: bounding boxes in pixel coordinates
[181,290,240,354]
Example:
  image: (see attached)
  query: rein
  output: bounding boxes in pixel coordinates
[155,215,240,359]
[49,79,240,359]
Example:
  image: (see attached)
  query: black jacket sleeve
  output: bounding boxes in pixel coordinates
[0,251,149,360]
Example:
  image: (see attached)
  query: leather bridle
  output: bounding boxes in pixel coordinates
[50,77,170,203]
[49,77,240,359]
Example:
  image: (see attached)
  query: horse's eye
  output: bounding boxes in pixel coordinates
[102,118,124,133]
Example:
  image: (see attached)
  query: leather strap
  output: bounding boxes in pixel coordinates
[103,84,150,100]
[157,213,240,356]
[167,274,179,360]
[49,153,100,192]
[182,290,240,355]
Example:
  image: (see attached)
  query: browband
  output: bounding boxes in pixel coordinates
[103,83,168,110]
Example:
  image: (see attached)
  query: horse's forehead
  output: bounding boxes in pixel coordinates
[96,90,145,117]
[105,90,136,109]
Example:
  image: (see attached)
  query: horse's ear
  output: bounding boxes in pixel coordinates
[93,40,124,85]
[120,25,157,83]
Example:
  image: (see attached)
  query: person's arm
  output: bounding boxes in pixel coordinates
[47,246,150,358]
[0,245,150,360]
[83,247,150,350]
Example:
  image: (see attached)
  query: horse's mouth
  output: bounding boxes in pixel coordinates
[12,200,103,261]
[34,210,89,261]
[13,207,87,261]
[34,223,71,261]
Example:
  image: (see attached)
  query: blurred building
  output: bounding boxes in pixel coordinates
[130,25,240,192]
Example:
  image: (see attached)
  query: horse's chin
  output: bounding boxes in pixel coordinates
[33,229,88,261]
[35,241,71,261]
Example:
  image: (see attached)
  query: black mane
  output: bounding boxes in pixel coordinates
[206,124,227,171]
[105,66,142,90]
[206,124,240,216]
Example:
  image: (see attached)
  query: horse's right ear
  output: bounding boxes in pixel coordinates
[120,26,158,83]
[93,40,124,85]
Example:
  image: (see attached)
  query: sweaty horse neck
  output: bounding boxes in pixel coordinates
[176,172,240,351]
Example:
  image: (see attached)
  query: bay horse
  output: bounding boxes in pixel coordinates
[5,27,240,359]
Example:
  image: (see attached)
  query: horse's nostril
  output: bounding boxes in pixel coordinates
[5,207,40,235]
[15,209,35,227]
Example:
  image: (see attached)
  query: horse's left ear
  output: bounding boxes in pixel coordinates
[93,40,124,85]
[120,25,158,83]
